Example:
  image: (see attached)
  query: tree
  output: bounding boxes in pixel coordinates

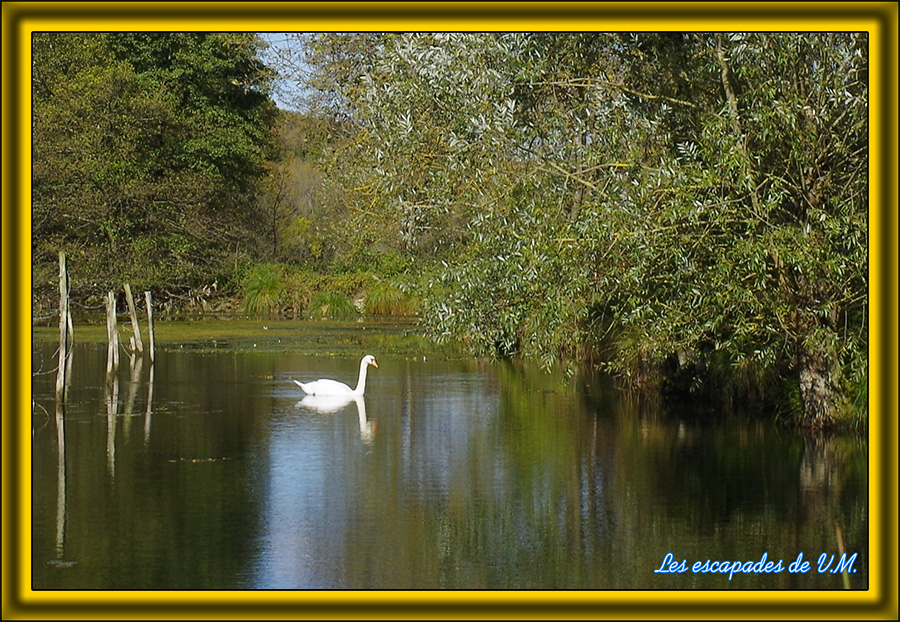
[292,32,867,426]
[301,33,527,258]
[258,110,338,265]
[604,33,867,427]
[32,32,277,297]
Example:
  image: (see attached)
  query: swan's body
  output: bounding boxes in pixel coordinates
[297,393,355,413]
[293,355,378,397]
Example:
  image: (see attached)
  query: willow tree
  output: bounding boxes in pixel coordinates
[601,33,868,427]
[295,32,867,427]
[298,33,528,265]
[300,33,625,359]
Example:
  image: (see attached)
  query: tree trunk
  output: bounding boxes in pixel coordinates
[797,329,842,429]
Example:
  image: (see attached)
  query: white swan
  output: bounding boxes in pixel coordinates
[293,355,378,397]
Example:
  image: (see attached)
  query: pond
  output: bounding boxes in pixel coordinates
[30,320,868,590]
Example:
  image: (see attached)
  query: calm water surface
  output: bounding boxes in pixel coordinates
[31,321,867,590]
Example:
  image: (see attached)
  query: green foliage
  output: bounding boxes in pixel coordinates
[302,33,524,259]
[425,178,591,366]
[32,32,277,300]
[31,31,869,424]
[237,261,397,319]
[297,32,868,424]
[277,269,318,317]
[325,271,374,298]
[256,110,350,265]
[596,33,868,426]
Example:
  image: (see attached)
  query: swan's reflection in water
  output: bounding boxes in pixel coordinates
[296,394,375,444]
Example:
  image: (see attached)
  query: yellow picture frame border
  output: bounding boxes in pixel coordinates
[3,2,897,619]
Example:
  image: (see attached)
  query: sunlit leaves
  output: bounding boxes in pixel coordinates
[601,33,867,422]
[295,32,867,420]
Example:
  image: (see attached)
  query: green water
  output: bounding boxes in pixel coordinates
[32,316,449,356]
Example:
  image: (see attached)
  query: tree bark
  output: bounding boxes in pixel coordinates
[55,251,71,402]
[797,328,842,429]
[124,283,143,354]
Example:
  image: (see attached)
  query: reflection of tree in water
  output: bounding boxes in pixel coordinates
[798,434,868,588]
[633,410,867,588]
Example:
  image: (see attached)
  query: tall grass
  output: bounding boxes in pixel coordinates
[242,262,421,321]
[306,292,358,319]
[364,281,420,316]
[242,264,285,316]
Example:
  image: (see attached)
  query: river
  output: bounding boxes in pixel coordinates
[30,319,867,590]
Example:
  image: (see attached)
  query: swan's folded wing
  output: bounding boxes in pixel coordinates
[301,378,354,396]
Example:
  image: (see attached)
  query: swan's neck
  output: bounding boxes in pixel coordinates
[354,360,369,395]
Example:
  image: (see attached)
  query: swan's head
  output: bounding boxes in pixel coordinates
[363,354,378,368]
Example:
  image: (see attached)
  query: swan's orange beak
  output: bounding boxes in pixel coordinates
[371,360,378,368]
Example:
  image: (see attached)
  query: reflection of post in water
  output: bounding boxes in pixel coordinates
[52,251,73,562]
[122,355,144,440]
[833,520,851,589]
[798,435,861,588]
[54,400,67,561]
[144,361,155,445]
[106,372,119,479]
[104,282,159,466]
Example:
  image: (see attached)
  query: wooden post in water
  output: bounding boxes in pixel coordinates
[55,252,71,402]
[105,291,119,376]
[124,284,144,355]
[144,290,156,364]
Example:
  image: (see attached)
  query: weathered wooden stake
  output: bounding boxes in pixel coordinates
[144,290,156,363]
[105,291,119,375]
[55,252,71,402]
[124,283,144,354]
